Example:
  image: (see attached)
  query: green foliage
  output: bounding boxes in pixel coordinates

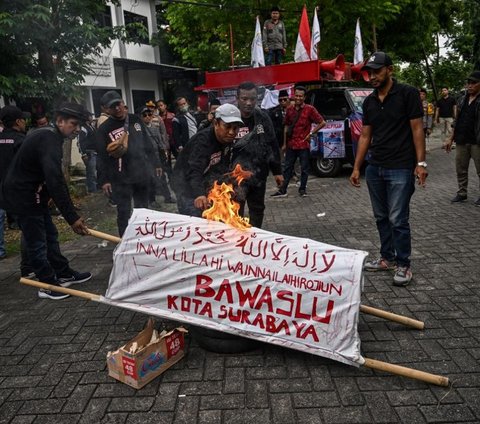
[0,0,145,109]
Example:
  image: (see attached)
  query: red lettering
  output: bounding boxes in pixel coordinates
[236,282,262,308]
[218,305,227,319]
[312,299,334,324]
[241,309,251,325]
[181,297,191,312]
[298,324,319,342]
[167,295,178,310]
[199,302,213,318]
[265,315,277,333]
[254,287,273,312]
[294,293,310,320]
[276,319,290,335]
[276,290,294,316]
[215,279,233,303]
[195,274,215,297]
[251,312,265,329]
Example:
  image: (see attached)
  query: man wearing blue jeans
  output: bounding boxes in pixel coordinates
[350,52,427,286]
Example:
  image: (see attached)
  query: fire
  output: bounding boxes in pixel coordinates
[202,164,253,230]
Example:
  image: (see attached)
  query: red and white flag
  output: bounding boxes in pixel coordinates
[294,6,311,62]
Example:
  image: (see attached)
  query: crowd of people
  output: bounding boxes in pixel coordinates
[0,53,479,299]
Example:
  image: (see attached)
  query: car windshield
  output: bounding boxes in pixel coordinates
[346,89,373,113]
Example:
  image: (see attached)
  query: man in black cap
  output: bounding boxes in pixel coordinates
[0,106,30,260]
[1,103,92,299]
[445,71,480,206]
[96,90,162,236]
[263,6,287,65]
[349,52,427,287]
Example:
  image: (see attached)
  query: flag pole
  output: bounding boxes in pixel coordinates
[229,23,235,68]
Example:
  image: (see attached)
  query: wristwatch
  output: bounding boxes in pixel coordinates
[417,161,428,168]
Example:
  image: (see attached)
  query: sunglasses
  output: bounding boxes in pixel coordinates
[142,112,153,117]
[279,98,289,102]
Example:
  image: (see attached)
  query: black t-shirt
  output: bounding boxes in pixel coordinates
[0,128,25,183]
[454,98,477,145]
[436,96,456,118]
[235,115,255,141]
[363,81,423,169]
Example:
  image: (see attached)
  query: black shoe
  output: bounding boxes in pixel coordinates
[0,253,6,260]
[58,271,92,288]
[21,271,36,279]
[451,194,467,203]
[271,190,287,198]
[38,288,70,300]
[108,199,117,208]
[299,190,307,197]
[475,198,480,207]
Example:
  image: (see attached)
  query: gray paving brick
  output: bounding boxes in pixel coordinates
[270,393,295,423]
[180,381,222,396]
[295,408,322,424]
[395,406,428,423]
[10,416,36,424]
[292,391,340,408]
[198,409,222,424]
[0,400,23,424]
[333,377,364,406]
[173,395,199,424]
[269,377,312,393]
[108,396,155,412]
[126,412,174,424]
[62,384,97,413]
[100,412,128,423]
[94,383,136,398]
[200,393,244,410]
[33,415,81,424]
[18,398,66,414]
[78,398,111,424]
[364,392,399,423]
[420,404,476,422]
[245,380,268,409]
[386,389,437,406]
[321,406,372,423]
[224,367,244,394]
[151,382,180,411]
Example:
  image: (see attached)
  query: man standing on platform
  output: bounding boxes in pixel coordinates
[263,6,287,65]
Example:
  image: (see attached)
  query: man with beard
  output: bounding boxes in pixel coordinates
[96,91,161,236]
[349,52,427,287]
[232,81,283,228]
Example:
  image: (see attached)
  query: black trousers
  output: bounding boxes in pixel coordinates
[112,182,149,237]
[238,180,267,229]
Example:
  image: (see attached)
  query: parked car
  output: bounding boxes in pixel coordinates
[306,87,373,177]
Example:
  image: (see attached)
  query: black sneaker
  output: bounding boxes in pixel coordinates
[475,198,480,207]
[108,199,117,208]
[21,271,36,279]
[271,190,287,198]
[38,288,70,300]
[451,194,467,203]
[299,190,307,197]
[58,271,92,288]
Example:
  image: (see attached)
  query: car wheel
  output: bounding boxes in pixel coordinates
[312,157,342,177]
[190,326,260,353]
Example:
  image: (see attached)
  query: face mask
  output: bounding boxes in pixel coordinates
[180,105,189,113]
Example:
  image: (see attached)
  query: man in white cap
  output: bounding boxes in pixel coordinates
[172,103,243,216]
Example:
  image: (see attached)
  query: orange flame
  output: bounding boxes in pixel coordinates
[202,164,253,230]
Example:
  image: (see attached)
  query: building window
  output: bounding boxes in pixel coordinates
[96,6,112,28]
[124,11,149,45]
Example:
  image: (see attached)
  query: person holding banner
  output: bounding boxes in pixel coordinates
[172,104,244,217]
[349,52,427,286]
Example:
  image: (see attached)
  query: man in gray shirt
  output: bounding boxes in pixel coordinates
[263,6,287,65]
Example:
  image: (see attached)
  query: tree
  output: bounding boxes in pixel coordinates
[0,0,147,109]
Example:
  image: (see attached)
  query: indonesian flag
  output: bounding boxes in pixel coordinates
[251,16,265,68]
[353,18,364,65]
[294,6,311,62]
[310,8,321,60]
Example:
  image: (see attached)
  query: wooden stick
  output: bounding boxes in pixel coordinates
[364,357,449,387]
[360,305,424,330]
[85,229,426,330]
[87,228,122,243]
[19,278,101,301]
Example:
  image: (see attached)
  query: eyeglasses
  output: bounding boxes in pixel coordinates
[279,98,289,102]
[142,112,153,117]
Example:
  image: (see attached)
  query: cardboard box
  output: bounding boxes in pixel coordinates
[107,318,186,389]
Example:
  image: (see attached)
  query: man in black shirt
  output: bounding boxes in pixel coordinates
[350,52,427,286]
[445,71,480,205]
[173,104,243,217]
[232,81,283,228]
[435,87,457,138]
[96,91,162,236]
[2,103,92,300]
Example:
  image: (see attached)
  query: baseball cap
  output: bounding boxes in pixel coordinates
[361,52,393,71]
[215,104,243,124]
[56,102,90,121]
[139,106,152,115]
[0,105,30,123]
[466,71,480,83]
[100,90,123,108]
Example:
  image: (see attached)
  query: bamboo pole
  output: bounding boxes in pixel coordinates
[359,305,424,330]
[87,229,122,243]
[19,278,101,301]
[364,357,449,387]
[20,277,447,386]
[85,229,426,330]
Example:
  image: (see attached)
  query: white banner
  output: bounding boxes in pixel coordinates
[310,8,321,60]
[101,209,367,366]
[354,18,364,65]
[251,16,265,68]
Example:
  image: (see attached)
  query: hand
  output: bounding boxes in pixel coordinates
[282,48,286,55]
[350,169,361,187]
[155,168,163,177]
[274,175,284,187]
[71,217,89,235]
[415,166,428,187]
[194,195,210,210]
[303,133,312,142]
[178,146,184,152]
[426,128,432,136]
[102,183,112,196]
[281,144,286,154]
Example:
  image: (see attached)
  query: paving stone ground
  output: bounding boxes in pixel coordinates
[1,131,479,423]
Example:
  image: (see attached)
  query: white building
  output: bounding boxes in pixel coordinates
[81,0,197,116]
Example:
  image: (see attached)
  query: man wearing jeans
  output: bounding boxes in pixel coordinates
[349,52,427,286]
